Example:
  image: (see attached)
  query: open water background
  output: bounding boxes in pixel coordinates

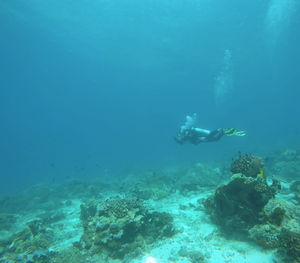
[0,0,299,193]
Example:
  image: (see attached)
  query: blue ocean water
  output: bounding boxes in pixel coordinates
[0,0,299,194]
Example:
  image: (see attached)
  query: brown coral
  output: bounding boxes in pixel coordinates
[230,153,264,178]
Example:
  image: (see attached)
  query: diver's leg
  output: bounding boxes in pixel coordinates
[207,129,224,142]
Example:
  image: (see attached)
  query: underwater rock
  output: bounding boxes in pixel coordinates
[177,247,207,263]
[0,195,29,214]
[250,199,300,262]
[263,200,286,227]
[230,153,264,178]
[274,161,300,180]
[121,170,174,200]
[0,179,111,217]
[61,179,109,199]
[281,149,299,162]
[290,180,300,203]
[249,218,300,261]
[123,164,224,200]
[36,211,66,225]
[131,184,170,201]
[189,251,207,263]
[0,184,65,214]
[290,181,300,193]
[204,174,278,235]
[0,214,17,231]
[204,165,300,263]
[176,162,224,192]
[266,149,300,180]
[79,197,176,260]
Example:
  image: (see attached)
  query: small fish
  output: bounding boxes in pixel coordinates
[258,168,265,179]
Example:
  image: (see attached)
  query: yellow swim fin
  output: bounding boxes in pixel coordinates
[224,128,246,136]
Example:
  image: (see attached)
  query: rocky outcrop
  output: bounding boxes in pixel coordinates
[204,174,277,235]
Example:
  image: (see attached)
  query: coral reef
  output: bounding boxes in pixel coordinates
[249,219,300,262]
[204,173,277,235]
[248,199,287,249]
[50,247,87,263]
[0,219,54,263]
[78,197,176,260]
[249,223,281,249]
[280,227,300,263]
[230,153,264,178]
[2,152,300,263]
[205,152,300,263]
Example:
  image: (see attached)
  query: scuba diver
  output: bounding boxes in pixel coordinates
[174,113,246,145]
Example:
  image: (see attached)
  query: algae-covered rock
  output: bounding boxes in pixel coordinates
[247,197,300,263]
[122,170,174,200]
[79,197,176,260]
[266,149,300,180]
[280,227,300,263]
[263,200,286,227]
[140,212,175,242]
[248,200,287,248]
[204,175,277,235]
[207,173,300,263]
[176,162,224,192]
[203,153,300,263]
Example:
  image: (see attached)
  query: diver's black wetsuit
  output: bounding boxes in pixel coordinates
[175,128,224,145]
[205,128,224,142]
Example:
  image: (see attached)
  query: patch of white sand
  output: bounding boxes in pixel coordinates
[49,199,83,251]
